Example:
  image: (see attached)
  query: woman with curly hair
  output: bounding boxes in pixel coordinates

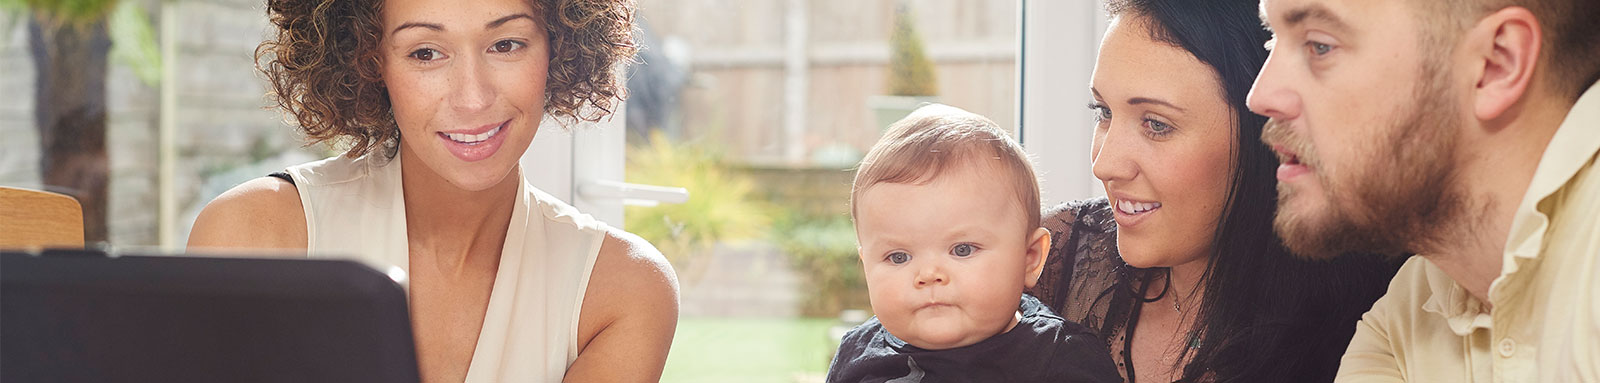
[187,0,676,381]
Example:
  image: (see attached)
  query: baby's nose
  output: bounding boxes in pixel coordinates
[915,269,948,286]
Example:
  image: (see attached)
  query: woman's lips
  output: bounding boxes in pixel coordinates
[436,119,510,162]
[1111,197,1160,228]
[442,124,502,143]
[1116,199,1161,215]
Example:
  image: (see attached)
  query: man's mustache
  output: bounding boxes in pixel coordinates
[1262,117,1318,170]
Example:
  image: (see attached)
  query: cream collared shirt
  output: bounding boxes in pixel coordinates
[1335,84,1600,382]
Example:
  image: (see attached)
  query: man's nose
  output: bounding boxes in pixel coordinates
[1247,50,1303,121]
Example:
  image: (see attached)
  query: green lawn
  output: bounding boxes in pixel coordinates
[661,316,839,383]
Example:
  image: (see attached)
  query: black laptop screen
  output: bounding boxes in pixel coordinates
[1,251,419,383]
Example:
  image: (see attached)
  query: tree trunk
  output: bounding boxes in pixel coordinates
[29,17,112,244]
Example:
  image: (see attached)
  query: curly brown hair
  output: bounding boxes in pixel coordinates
[256,0,639,157]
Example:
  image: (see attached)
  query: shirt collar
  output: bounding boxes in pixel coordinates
[1501,83,1600,266]
[1420,260,1493,335]
[1422,83,1600,330]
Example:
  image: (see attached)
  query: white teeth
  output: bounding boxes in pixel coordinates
[444,124,502,144]
[1117,200,1162,214]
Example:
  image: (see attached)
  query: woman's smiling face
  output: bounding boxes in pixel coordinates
[381,0,549,191]
[1088,14,1238,269]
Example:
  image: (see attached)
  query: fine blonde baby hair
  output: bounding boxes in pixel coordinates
[851,104,1041,229]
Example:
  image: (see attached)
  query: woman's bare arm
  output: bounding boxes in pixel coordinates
[563,230,680,382]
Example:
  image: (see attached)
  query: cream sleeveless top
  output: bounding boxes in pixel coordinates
[281,151,606,382]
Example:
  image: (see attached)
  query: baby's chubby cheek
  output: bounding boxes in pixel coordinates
[870,286,1023,350]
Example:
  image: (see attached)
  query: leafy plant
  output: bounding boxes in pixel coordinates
[2,0,161,84]
[2,0,117,26]
[107,0,161,85]
[772,212,871,317]
[886,1,936,97]
[624,131,772,270]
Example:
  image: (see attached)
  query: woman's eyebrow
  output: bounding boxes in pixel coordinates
[391,13,535,35]
[486,13,536,29]
[392,21,443,35]
[1127,96,1186,112]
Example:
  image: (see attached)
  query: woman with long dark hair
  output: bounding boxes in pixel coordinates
[1027,0,1402,381]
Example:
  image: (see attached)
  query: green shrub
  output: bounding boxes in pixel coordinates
[772,212,871,317]
[625,132,772,270]
[886,1,937,97]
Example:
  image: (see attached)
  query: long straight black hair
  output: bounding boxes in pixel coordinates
[1102,0,1403,381]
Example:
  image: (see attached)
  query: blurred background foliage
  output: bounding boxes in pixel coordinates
[771,212,869,317]
[625,131,773,270]
[624,131,871,317]
[886,1,936,97]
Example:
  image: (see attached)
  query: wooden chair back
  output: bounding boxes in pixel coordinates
[0,186,85,249]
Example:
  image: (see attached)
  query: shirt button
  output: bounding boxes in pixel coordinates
[1498,338,1516,357]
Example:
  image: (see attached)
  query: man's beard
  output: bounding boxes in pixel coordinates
[1264,64,1467,260]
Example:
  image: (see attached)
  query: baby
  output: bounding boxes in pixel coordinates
[826,105,1119,383]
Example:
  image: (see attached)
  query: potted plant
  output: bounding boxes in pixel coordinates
[868,0,939,131]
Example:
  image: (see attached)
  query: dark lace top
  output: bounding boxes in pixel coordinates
[1027,197,1149,383]
[1028,197,1405,383]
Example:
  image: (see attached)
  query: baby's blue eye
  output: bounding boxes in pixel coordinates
[888,252,911,264]
[951,244,974,257]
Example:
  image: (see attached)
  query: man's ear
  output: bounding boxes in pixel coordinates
[1467,7,1542,123]
[1023,227,1051,289]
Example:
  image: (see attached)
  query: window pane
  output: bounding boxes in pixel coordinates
[0,1,323,248]
[623,1,1019,380]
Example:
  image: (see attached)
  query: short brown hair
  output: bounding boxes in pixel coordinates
[850,104,1042,230]
[256,0,639,157]
[1415,0,1600,100]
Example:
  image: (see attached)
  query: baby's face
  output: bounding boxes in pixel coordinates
[854,161,1047,350]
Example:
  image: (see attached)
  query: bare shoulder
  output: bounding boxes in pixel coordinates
[187,176,308,253]
[566,227,679,381]
[574,228,679,343]
[585,228,680,316]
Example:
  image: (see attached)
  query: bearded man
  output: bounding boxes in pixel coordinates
[1249,0,1600,380]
